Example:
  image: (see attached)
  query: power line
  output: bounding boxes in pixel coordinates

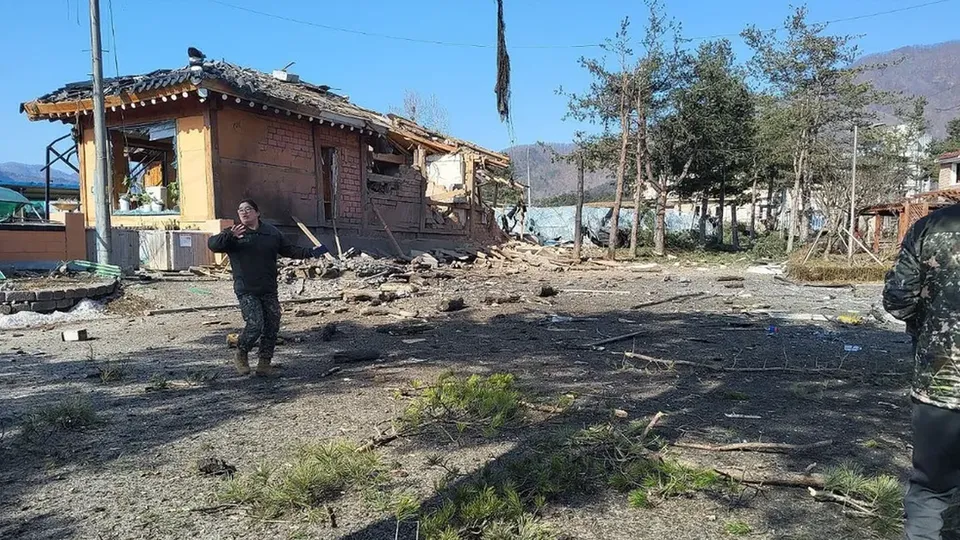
[684,0,953,42]
[198,0,599,49]
[174,0,952,51]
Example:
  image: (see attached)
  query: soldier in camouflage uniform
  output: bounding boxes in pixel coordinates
[884,205,960,540]
[208,199,327,376]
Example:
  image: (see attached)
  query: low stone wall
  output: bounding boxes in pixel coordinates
[0,281,119,315]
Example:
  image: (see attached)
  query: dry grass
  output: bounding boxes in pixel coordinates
[787,253,890,283]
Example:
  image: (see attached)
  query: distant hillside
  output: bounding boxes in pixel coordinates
[0,162,79,188]
[501,143,614,201]
[857,41,960,138]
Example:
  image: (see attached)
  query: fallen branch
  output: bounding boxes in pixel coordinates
[357,432,399,453]
[774,276,855,289]
[320,366,342,378]
[585,330,646,348]
[808,487,874,515]
[714,468,825,489]
[640,411,664,442]
[673,439,833,454]
[519,400,566,414]
[562,289,632,295]
[145,295,341,316]
[189,503,240,514]
[622,352,906,375]
[632,292,705,310]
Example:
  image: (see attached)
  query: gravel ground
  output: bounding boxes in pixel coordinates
[0,258,917,539]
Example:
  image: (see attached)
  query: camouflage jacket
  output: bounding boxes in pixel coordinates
[883,204,960,410]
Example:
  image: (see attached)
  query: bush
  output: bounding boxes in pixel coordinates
[750,234,787,259]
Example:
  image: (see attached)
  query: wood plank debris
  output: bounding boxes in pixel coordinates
[292,215,337,262]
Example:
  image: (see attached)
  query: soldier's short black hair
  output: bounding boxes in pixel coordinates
[238,199,260,213]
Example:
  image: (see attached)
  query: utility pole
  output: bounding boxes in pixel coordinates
[847,124,858,260]
[573,151,585,261]
[89,0,112,264]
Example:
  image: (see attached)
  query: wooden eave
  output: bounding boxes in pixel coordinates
[21,81,200,121]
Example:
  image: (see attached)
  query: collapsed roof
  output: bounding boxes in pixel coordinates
[20,57,510,170]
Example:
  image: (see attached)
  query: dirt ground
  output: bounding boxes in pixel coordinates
[0,257,919,539]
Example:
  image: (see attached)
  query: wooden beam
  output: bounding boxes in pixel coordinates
[372,152,407,165]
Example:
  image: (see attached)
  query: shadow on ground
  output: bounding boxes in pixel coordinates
[0,299,918,538]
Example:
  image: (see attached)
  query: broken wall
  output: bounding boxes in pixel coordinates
[367,165,424,234]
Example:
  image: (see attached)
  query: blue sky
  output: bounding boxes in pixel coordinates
[1,0,955,167]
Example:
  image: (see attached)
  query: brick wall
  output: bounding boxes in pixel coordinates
[216,105,364,228]
[217,106,319,223]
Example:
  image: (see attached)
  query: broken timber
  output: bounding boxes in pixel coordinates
[291,215,337,262]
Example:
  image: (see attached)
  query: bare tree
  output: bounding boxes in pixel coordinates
[393,90,450,134]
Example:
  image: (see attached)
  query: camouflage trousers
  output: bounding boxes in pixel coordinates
[237,293,282,360]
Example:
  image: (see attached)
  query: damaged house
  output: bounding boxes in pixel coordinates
[19,50,518,261]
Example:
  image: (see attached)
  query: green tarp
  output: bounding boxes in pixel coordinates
[0,187,30,222]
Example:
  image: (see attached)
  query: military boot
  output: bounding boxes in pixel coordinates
[255,357,274,377]
[234,349,251,375]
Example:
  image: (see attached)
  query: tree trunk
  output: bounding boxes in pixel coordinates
[731,199,739,250]
[766,177,774,228]
[699,195,708,244]
[654,178,667,256]
[750,175,758,241]
[787,143,807,253]
[607,93,631,260]
[717,173,726,245]
[573,151,585,261]
[630,105,647,257]
[798,170,812,245]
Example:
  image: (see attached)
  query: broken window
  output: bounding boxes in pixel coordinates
[110,121,180,215]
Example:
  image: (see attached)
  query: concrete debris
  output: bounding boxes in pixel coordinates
[61,329,89,342]
[437,297,465,313]
[483,294,521,305]
[537,285,558,298]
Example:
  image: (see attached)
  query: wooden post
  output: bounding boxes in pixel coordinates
[359,134,369,233]
[873,214,881,253]
[574,151,585,261]
[464,153,476,238]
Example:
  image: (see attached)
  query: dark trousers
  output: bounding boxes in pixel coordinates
[905,400,960,539]
[237,293,281,360]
